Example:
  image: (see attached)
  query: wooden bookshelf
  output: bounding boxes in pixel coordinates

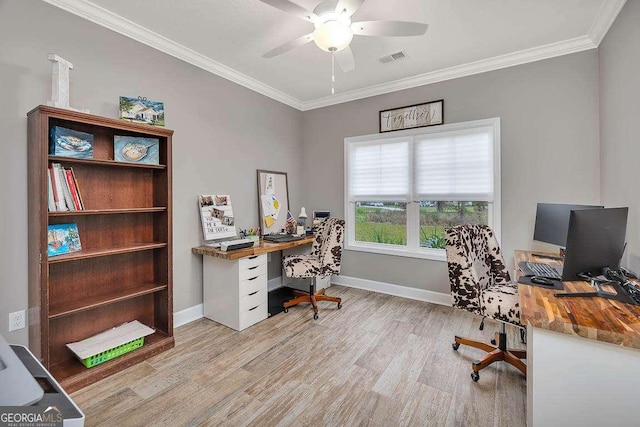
[27,105,174,393]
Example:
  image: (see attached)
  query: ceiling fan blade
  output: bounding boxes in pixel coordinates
[259,0,318,23]
[335,46,355,72]
[335,0,366,18]
[263,32,314,58]
[352,21,428,37]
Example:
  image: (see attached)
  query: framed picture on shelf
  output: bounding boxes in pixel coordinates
[50,126,94,159]
[379,99,444,133]
[119,96,165,126]
[47,223,82,257]
[114,136,160,165]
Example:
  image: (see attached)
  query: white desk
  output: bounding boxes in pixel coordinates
[193,237,317,331]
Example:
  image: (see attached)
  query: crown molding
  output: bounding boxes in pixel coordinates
[588,0,627,46]
[43,0,623,112]
[41,0,304,110]
[300,35,597,110]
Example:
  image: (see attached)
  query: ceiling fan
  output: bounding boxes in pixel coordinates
[260,0,428,92]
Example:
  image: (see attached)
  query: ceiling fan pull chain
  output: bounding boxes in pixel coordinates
[331,49,336,95]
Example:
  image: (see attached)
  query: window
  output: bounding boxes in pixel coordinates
[344,118,500,261]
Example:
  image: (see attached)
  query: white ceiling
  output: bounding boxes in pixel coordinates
[43,0,626,110]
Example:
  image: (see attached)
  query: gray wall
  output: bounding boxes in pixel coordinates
[0,0,302,345]
[599,0,640,271]
[301,51,601,294]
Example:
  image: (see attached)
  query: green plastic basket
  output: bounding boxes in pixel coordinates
[80,336,145,368]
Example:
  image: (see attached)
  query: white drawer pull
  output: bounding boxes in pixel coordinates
[248,255,258,259]
[248,265,258,270]
[248,291,258,296]
[247,276,258,281]
[248,305,259,311]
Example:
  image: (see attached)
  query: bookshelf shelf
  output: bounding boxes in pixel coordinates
[49,207,168,216]
[49,282,168,319]
[28,105,174,393]
[49,155,167,169]
[47,243,167,263]
[48,331,173,391]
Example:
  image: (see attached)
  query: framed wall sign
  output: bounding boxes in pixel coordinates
[379,99,444,133]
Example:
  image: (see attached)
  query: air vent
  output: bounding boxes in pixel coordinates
[378,50,408,64]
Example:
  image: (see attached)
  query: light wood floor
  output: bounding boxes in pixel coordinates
[71,285,526,426]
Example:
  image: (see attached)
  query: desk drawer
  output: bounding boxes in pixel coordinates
[240,263,267,281]
[239,273,266,296]
[239,303,267,330]
[239,254,267,270]
[240,288,267,312]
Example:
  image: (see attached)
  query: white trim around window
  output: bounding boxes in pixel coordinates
[344,117,501,261]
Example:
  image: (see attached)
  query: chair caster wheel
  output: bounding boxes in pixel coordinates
[490,339,496,345]
[283,308,288,313]
[471,371,480,382]
[452,342,460,351]
[313,313,319,320]
[337,302,342,309]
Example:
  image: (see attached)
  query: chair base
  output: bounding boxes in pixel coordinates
[283,286,342,319]
[453,325,526,381]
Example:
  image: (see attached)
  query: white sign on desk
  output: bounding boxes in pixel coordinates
[198,194,237,241]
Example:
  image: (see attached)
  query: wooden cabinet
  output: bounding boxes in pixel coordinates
[27,105,174,392]
[203,254,268,331]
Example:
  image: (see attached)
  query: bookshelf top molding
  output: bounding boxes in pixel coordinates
[28,105,174,137]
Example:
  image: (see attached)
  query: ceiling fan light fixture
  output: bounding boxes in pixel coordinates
[313,20,353,52]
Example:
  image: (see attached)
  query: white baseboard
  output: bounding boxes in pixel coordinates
[332,275,451,307]
[174,303,203,327]
[173,276,450,328]
[268,276,283,292]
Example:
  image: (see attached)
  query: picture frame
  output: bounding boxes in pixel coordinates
[119,96,165,126]
[47,223,82,257]
[198,194,236,242]
[379,99,444,133]
[114,136,160,165]
[50,126,94,159]
[257,170,290,236]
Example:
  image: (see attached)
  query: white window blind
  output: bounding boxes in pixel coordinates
[414,127,493,201]
[349,140,409,200]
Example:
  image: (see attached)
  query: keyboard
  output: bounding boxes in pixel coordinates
[519,261,562,280]
[263,234,304,243]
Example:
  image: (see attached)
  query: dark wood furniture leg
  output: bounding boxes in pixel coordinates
[282,278,342,319]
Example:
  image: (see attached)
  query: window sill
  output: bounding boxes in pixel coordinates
[345,242,447,262]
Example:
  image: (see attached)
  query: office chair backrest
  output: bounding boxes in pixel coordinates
[445,224,511,315]
[311,217,345,276]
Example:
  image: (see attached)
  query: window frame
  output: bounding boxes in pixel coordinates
[344,117,501,261]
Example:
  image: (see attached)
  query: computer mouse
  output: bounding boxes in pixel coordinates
[531,276,555,286]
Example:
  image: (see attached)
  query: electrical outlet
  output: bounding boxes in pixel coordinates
[9,310,26,332]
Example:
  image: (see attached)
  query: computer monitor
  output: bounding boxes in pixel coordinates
[561,207,628,281]
[533,203,603,247]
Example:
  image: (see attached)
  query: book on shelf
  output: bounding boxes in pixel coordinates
[47,162,85,212]
[56,163,76,211]
[64,169,82,210]
[47,223,82,256]
[69,167,85,210]
[49,162,68,211]
[47,172,56,212]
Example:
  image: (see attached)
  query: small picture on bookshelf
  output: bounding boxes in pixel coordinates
[119,96,165,126]
[50,126,94,159]
[47,223,82,257]
[114,136,159,165]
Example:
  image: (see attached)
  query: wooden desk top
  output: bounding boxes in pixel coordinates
[516,250,640,350]
[192,236,315,260]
